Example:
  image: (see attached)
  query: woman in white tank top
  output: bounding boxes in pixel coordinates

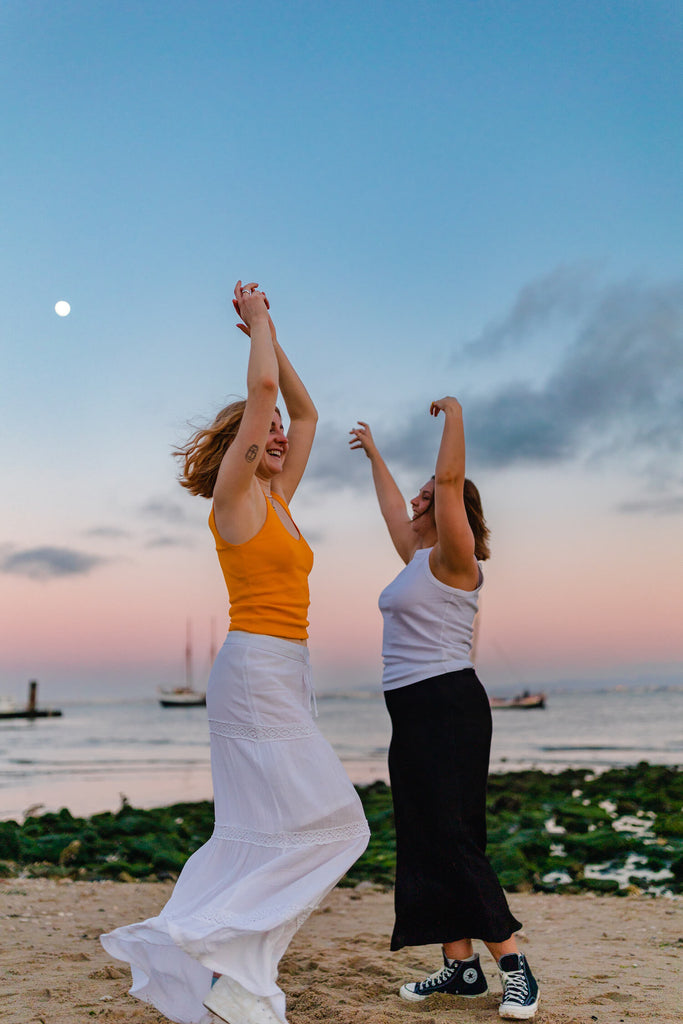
[349,397,540,1021]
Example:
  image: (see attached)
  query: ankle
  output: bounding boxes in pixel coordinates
[443,943,474,962]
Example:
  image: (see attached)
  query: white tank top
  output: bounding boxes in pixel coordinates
[379,547,482,691]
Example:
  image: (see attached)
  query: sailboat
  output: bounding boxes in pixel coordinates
[159,620,214,708]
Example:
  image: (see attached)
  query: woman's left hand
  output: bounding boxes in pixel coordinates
[430,396,462,417]
[232,281,276,342]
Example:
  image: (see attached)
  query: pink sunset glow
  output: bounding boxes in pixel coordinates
[2,468,681,701]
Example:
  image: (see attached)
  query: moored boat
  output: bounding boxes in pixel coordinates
[159,686,206,708]
[489,691,546,710]
[159,619,213,708]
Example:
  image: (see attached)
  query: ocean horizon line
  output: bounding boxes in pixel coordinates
[2,678,682,709]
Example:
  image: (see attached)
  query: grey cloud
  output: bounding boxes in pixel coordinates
[462,263,598,358]
[85,526,130,539]
[463,277,683,470]
[464,386,574,465]
[308,270,683,511]
[145,535,188,548]
[384,273,683,478]
[617,495,683,515]
[0,546,105,580]
[140,498,189,524]
[305,432,372,487]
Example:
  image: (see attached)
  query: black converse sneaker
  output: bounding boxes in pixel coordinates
[497,953,539,1019]
[399,951,489,1001]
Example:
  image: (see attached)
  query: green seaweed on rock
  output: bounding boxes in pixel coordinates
[0,766,680,895]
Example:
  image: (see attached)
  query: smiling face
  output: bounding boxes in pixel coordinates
[256,412,289,479]
[410,478,438,548]
[409,479,436,524]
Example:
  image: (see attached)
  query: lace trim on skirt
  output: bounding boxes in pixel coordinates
[213,821,369,848]
[194,899,313,926]
[209,719,317,741]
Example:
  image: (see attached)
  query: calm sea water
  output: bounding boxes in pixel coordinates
[0,686,680,821]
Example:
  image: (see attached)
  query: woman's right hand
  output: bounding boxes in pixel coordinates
[349,421,378,459]
[430,396,462,418]
[232,280,270,330]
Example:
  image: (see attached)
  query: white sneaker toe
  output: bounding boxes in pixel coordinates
[203,976,286,1024]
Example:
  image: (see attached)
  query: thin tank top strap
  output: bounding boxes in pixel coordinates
[268,491,302,538]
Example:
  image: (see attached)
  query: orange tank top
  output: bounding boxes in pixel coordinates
[208,492,314,640]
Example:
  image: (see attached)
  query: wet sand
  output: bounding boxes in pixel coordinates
[1,878,680,1024]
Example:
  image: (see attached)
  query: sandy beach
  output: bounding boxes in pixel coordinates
[1,879,680,1024]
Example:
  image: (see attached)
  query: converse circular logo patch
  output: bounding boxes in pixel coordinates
[463,967,479,984]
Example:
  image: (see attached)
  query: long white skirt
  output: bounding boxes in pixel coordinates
[101,632,370,1024]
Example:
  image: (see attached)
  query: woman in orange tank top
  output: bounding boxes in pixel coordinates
[101,282,369,1024]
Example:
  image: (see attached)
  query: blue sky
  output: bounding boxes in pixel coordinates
[1,1,681,699]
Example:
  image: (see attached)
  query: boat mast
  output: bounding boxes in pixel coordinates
[185,619,193,690]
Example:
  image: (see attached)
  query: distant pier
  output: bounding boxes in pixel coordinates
[0,680,62,720]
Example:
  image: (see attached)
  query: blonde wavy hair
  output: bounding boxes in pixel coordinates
[174,400,247,499]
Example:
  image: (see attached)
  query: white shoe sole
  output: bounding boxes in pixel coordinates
[203,976,286,1024]
[400,984,489,1002]
[499,994,539,1019]
[399,985,428,1002]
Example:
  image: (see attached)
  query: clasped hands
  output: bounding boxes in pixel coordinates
[233,279,276,341]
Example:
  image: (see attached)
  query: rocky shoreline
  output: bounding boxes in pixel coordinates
[1,763,681,896]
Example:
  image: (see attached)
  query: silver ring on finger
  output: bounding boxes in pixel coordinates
[241,288,251,295]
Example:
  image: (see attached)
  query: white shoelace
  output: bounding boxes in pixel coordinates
[501,968,528,1004]
[416,963,454,991]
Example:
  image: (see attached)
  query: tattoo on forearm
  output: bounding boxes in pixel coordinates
[245,444,259,463]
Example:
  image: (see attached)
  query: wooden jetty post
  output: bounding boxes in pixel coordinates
[0,680,62,719]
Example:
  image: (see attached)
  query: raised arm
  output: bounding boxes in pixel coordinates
[270,328,317,503]
[349,421,417,564]
[428,397,479,589]
[233,306,317,504]
[213,282,279,521]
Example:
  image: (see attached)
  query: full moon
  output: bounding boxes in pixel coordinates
[55,300,71,317]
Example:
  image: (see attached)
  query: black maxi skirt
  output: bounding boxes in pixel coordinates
[384,668,522,951]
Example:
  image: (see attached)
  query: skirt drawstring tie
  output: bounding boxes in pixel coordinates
[304,661,318,717]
